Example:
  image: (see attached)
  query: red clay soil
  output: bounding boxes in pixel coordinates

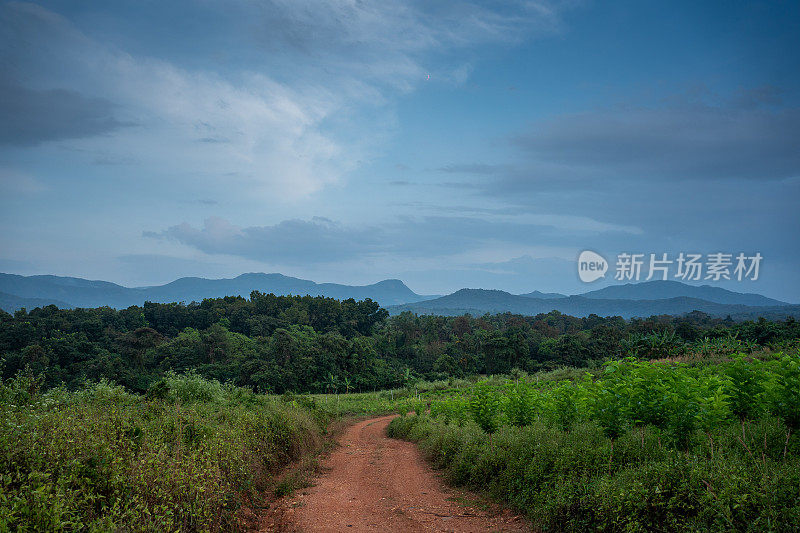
[262,415,530,532]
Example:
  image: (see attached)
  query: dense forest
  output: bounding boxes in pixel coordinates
[1,291,798,394]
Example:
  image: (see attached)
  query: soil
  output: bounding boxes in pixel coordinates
[261,415,530,532]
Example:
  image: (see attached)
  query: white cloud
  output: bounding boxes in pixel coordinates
[1,1,570,199]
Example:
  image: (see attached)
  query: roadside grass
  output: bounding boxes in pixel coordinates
[0,373,327,532]
[389,413,800,532]
[0,372,413,532]
[388,352,800,532]
[269,415,354,499]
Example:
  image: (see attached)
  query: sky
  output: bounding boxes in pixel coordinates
[1,0,799,301]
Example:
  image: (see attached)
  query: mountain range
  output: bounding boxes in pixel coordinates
[388,288,798,320]
[0,273,435,310]
[0,273,797,321]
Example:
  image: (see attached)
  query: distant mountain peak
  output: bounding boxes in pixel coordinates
[374,278,406,287]
[454,288,510,294]
[519,290,568,299]
[580,280,787,307]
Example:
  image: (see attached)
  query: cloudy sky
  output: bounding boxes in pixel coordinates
[1,0,799,301]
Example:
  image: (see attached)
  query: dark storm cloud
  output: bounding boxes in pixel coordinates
[0,83,128,146]
[510,104,800,184]
[0,4,128,146]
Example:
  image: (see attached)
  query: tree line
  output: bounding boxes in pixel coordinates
[0,291,797,394]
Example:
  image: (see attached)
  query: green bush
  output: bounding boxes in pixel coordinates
[468,381,500,433]
[0,373,326,531]
[163,370,225,404]
[770,353,800,429]
[503,381,538,427]
[389,353,800,531]
[388,414,800,532]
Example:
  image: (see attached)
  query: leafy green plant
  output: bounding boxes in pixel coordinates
[469,381,500,433]
[770,352,800,430]
[163,370,225,403]
[504,381,538,427]
[724,354,765,419]
[547,381,580,432]
[587,361,629,439]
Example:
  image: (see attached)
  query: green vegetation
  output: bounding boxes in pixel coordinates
[1,294,799,531]
[0,366,420,531]
[389,353,800,531]
[1,293,799,395]
[0,372,334,531]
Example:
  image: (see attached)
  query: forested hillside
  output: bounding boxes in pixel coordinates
[1,292,798,395]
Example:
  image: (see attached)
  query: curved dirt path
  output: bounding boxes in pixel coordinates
[263,415,529,532]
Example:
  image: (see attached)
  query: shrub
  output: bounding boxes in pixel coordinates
[468,381,500,434]
[503,381,537,427]
[388,414,800,532]
[0,373,325,531]
[163,370,225,404]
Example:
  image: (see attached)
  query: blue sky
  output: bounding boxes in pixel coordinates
[1,0,799,301]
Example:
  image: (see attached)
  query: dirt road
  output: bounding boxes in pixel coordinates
[263,415,529,532]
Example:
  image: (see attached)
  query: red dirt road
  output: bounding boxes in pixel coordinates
[264,415,530,532]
